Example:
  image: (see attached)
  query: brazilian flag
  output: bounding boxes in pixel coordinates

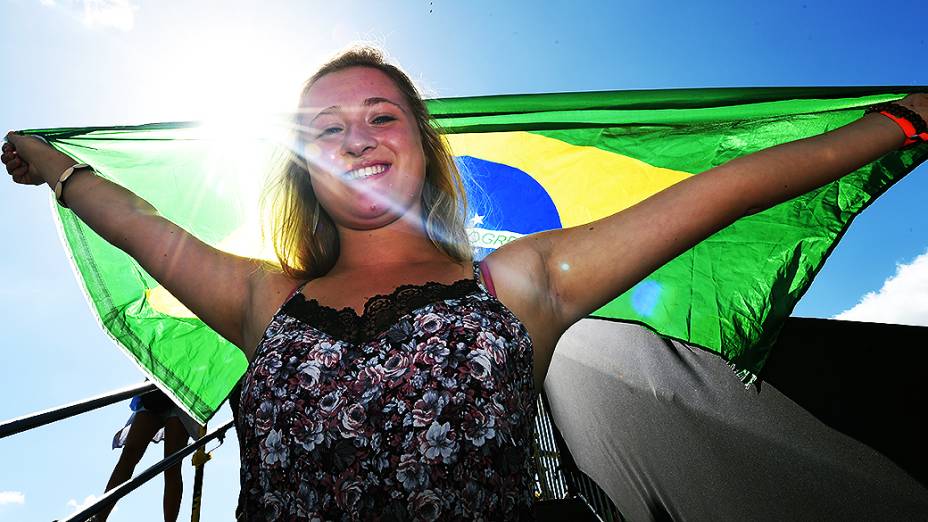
[27,87,928,423]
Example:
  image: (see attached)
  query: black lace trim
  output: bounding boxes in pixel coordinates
[281,278,481,344]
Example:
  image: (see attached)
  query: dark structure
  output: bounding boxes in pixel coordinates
[762,317,927,487]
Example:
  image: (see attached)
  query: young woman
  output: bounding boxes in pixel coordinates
[4,47,925,520]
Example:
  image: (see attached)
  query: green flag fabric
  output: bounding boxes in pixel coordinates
[28,87,927,423]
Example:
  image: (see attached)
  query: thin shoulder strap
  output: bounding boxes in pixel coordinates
[285,280,309,302]
[474,260,497,298]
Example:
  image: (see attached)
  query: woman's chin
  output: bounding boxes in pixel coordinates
[336,206,416,232]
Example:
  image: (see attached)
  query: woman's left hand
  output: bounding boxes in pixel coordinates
[896,93,928,121]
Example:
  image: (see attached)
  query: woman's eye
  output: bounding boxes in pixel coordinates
[371,115,396,125]
[318,126,342,137]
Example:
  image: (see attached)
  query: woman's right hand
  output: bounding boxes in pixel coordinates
[2,133,47,186]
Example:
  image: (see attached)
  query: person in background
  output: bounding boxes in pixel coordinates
[99,387,196,522]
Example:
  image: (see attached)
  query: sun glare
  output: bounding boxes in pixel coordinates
[144,24,317,143]
[144,32,318,264]
[142,29,451,258]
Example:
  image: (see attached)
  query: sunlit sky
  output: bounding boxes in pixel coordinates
[1,1,927,521]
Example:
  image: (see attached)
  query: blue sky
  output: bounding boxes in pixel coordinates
[1,1,926,520]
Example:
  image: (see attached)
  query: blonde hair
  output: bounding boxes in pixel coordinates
[264,47,471,280]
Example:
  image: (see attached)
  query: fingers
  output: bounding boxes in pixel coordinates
[2,153,18,175]
[2,143,32,184]
[4,130,25,149]
[2,134,22,168]
[3,132,50,160]
[7,152,22,167]
[1,138,16,161]
[9,160,27,177]
[6,159,30,184]
[3,152,22,170]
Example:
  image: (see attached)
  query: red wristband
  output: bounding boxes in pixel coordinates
[876,110,928,147]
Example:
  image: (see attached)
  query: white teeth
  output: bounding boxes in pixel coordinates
[345,164,387,180]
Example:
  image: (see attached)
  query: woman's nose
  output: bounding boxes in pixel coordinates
[342,125,376,157]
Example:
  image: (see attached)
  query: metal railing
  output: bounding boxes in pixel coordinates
[5,382,623,521]
[533,394,570,500]
[0,382,231,522]
[62,420,234,522]
[0,381,155,439]
[533,393,624,521]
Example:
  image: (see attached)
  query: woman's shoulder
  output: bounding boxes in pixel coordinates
[242,262,306,358]
[251,261,304,292]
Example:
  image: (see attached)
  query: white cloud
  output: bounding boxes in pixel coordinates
[0,491,25,505]
[834,250,928,327]
[37,0,138,31]
[66,494,116,516]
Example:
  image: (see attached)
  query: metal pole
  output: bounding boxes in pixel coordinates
[189,425,209,522]
[0,381,156,439]
[61,419,234,522]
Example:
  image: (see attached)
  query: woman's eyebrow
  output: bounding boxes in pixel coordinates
[363,97,405,112]
[309,107,338,125]
[308,97,405,125]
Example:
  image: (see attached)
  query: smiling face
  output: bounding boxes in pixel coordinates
[299,66,427,231]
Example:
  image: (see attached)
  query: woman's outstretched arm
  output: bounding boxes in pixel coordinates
[2,132,263,353]
[486,95,927,378]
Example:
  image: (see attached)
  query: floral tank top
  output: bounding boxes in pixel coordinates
[239,263,537,521]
